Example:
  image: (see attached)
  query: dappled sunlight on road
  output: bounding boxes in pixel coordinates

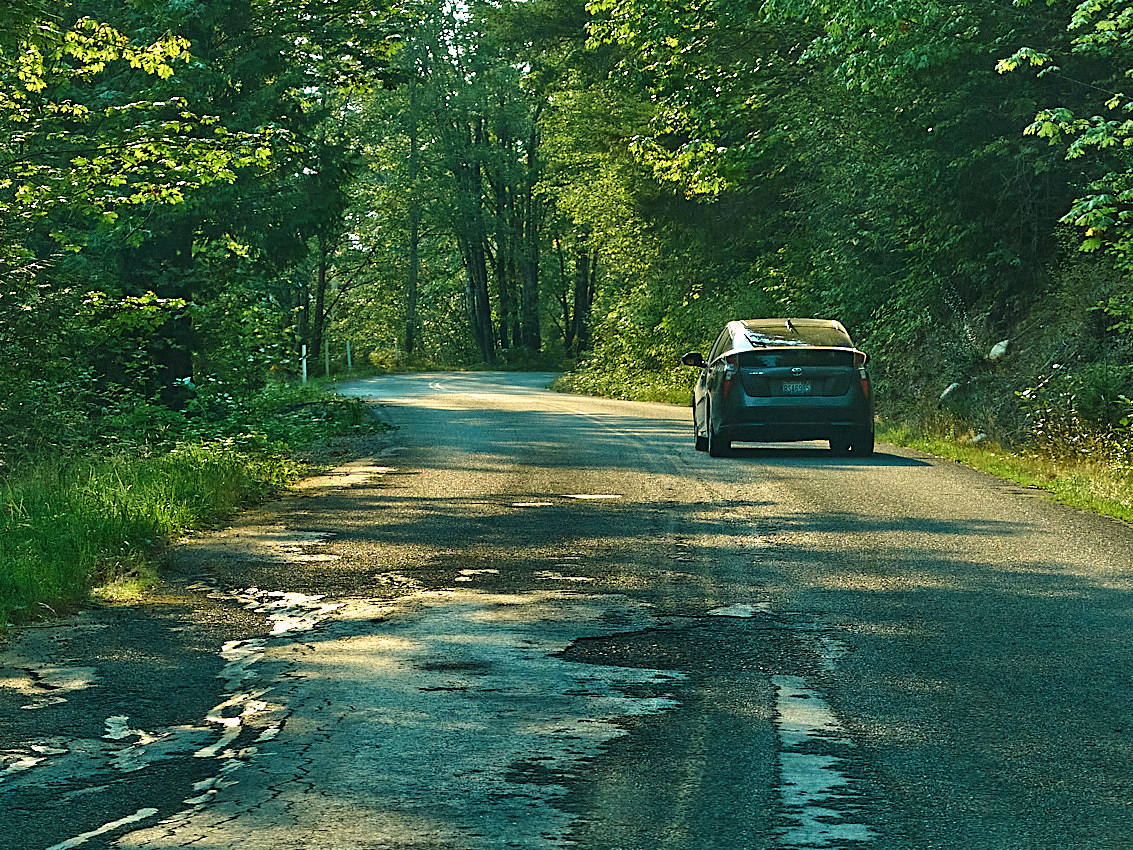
[115,589,686,849]
[14,372,1133,850]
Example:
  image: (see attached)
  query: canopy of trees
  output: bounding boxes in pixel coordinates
[4,0,1133,463]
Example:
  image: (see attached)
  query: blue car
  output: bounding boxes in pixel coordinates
[682,318,875,457]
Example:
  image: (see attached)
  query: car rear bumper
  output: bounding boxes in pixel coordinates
[716,395,873,443]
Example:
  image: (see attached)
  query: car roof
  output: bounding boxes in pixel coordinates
[728,318,856,349]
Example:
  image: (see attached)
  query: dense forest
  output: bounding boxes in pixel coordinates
[4,0,1133,464]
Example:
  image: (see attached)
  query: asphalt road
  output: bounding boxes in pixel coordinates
[3,372,1133,849]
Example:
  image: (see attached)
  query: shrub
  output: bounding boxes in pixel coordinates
[0,380,386,627]
[1017,363,1133,463]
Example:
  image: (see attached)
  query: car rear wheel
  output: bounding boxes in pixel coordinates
[829,436,851,455]
[850,427,875,457]
[707,405,730,457]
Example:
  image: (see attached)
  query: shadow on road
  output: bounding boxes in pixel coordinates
[722,445,930,466]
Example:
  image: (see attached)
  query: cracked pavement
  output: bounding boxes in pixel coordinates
[5,372,1133,849]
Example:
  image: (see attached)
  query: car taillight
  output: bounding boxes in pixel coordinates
[722,355,737,398]
[854,351,870,398]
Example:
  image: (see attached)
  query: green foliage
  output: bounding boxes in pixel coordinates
[0,287,188,463]
[191,284,295,394]
[1002,1,1133,303]
[0,443,297,625]
[1018,361,1133,451]
[1100,287,1133,331]
[181,381,385,451]
[0,0,405,475]
[552,363,690,405]
[539,0,1115,443]
[0,15,276,235]
[0,378,385,625]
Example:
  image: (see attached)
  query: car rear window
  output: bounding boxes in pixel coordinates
[741,321,854,348]
[737,349,857,368]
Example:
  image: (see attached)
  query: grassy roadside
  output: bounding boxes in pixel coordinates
[555,364,1133,525]
[0,383,386,629]
[878,423,1133,525]
[0,446,302,623]
[550,367,691,406]
[552,371,1133,524]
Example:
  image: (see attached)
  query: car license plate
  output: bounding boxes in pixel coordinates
[782,381,812,395]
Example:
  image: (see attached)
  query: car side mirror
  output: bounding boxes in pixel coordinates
[681,352,705,368]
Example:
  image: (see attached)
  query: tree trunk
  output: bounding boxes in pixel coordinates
[309,235,330,364]
[555,238,575,353]
[517,210,541,350]
[569,245,597,356]
[447,118,496,364]
[407,201,420,356]
[462,237,495,363]
[517,125,542,350]
[405,77,422,357]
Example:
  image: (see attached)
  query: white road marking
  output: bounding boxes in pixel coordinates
[44,807,159,850]
[455,569,500,582]
[707,603,771,618]
[773,674,875,847]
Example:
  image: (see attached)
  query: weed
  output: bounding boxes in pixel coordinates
[551,364,693,406]
[878,422,1133,524]
[0,381,386,629]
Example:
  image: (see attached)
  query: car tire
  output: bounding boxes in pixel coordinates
[829,436,851,455]
[850,427,875,457]
[707,406,730,457]
[695,432,708,452]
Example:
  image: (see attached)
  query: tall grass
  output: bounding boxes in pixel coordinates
[0,381,382,628]
[878,422,1133,524]
[0,444,302,625]
[551,365,693,405]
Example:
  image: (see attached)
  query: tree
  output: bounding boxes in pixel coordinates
[364,0,560,364]
[0,4,292,456]
[0,0,402,458]
[70,0,398,382]
[999,0,1133,329]
[0,10,274,258]
[575,0,1086,363]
